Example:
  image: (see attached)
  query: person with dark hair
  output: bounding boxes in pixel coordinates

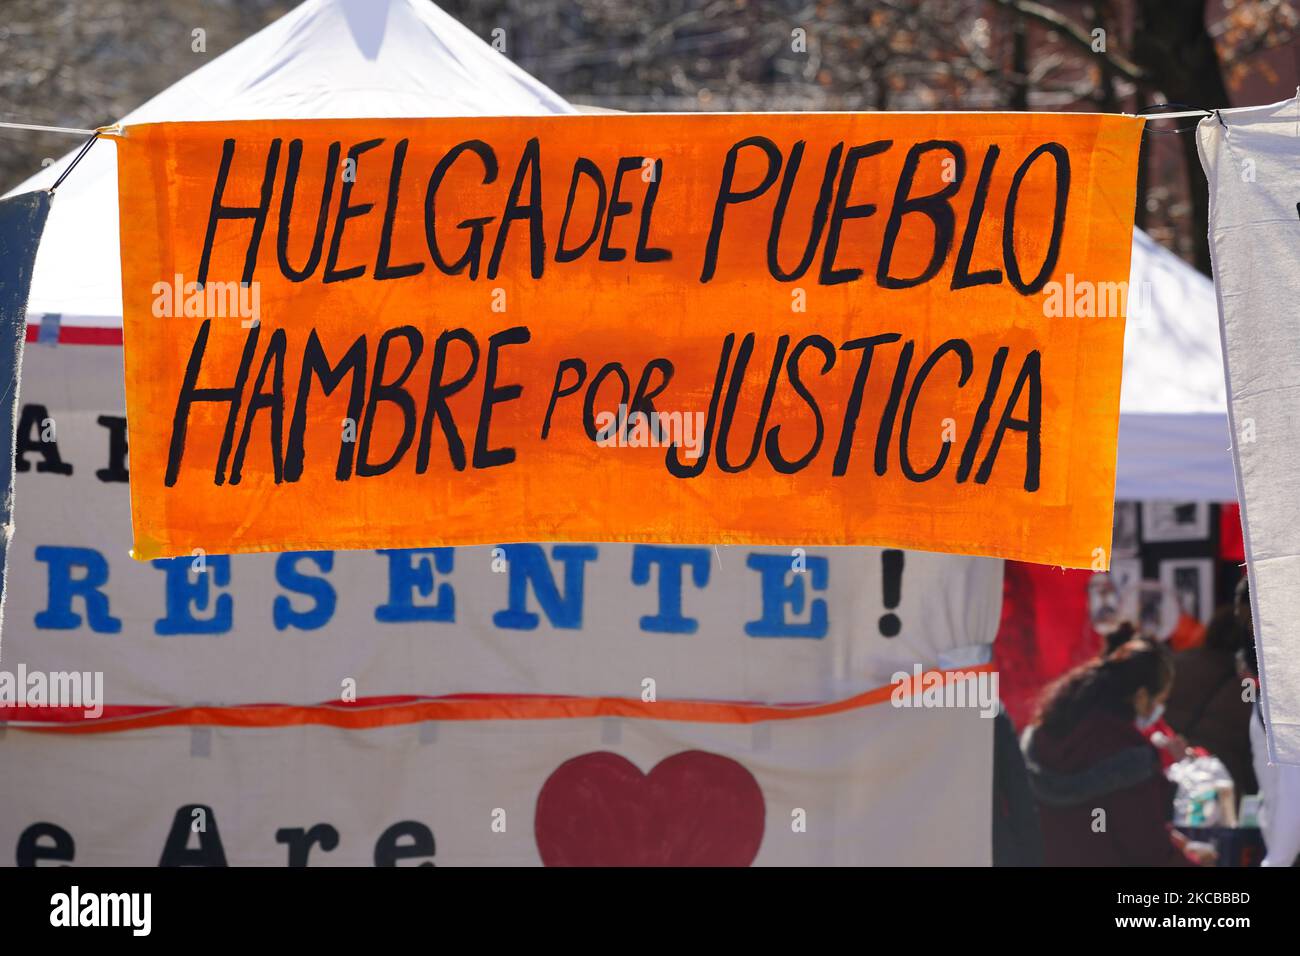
[1100,627,1189,770]
[1021,638,1217,866]
[1100,621,1138,659]
[1164,604,1256,795]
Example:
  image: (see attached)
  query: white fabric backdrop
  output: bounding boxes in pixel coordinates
[0,689,993,866]
[1199,96,1300,765]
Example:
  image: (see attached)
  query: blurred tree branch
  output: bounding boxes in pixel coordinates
[991,0,1145,83]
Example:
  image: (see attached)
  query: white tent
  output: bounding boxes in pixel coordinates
[5,0,1233,503]
[5,0,572,328]
[1117,230,1233,501]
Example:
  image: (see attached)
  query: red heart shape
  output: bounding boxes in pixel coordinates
[534,750,765,866]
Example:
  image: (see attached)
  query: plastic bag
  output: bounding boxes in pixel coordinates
[1167,754,1237,827]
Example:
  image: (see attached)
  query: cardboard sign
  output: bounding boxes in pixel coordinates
[0,680,993,866]
[115,114,1141,565]
[5,340,1002,712]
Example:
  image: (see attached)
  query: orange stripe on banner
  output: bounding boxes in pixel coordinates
[7,666,994,735]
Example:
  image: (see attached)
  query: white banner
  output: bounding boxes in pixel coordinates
[0,684,993,866]
[1199,98,1300,765]
[3,343,1002,711]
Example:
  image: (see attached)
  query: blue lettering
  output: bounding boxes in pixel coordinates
[375,548,454,623]
[630,545,711,634]
[33,545,122,633]
[274,551,336,631]
[152,555,233,635]
[493,544,597,630]
[744,552,828,638]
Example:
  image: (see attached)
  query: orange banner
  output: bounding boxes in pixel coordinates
[115,113,1141,566]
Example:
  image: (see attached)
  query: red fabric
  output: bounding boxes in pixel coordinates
[1168,612,1206,653]
[1220,503,1245,563]
[1031,712,1193,867]
[994,562,1102,728]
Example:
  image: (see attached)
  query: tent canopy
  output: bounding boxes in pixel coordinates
[1117,230,1233,501]
[5,0,1234,502]
[5,0,571,326]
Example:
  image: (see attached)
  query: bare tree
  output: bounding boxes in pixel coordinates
[4,0,1297,273]
[992,0,1300,272]
[0,0,297,190]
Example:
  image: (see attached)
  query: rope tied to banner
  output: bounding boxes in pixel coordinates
[0,120,123,193]
[50,125,123,193]
[1134,103,1215,136]
[0,120,98,135]
[49,133,98,193]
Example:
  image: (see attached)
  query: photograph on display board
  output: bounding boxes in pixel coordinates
[1109,558,1143,623]
[1137,580,1179,641]
[1159,558,1216,626]
[1112,501,1140,556]
[1141,501,1211,544]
